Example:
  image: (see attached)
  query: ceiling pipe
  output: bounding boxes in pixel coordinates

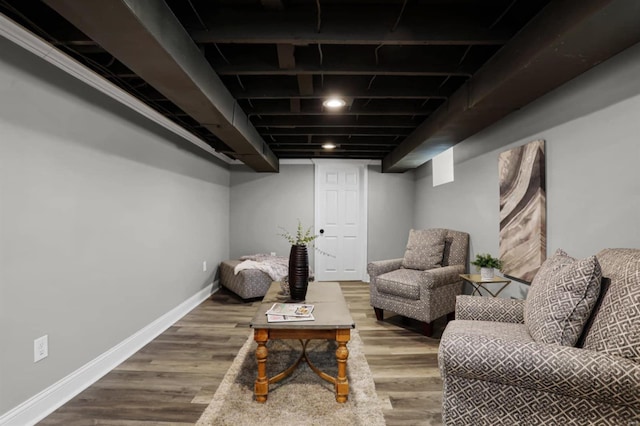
[44,0,279,172]
[383,0,640,172]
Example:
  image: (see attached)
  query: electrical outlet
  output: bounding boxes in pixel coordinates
[34,335,48,363]
[202,261,207,272]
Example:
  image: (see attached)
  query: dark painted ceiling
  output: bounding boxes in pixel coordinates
[1,1,639,172]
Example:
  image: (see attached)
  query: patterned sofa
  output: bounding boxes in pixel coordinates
[439,248,640,425]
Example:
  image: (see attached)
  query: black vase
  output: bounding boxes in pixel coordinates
[288,245,309,301]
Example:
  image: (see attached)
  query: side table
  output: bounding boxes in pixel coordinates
[459,274,511,298]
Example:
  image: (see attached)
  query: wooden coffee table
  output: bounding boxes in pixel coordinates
[249,281,355,403]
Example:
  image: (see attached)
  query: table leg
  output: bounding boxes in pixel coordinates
[254,329,269,403]
[492,282,510,297]
[335,329,350,403]
[471,283,482,295]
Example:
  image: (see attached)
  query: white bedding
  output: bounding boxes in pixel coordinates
[234,254,289,282]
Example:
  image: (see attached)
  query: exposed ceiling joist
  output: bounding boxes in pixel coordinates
[191,23,509,46]
[261,127,412,137]
[383,0,640,172]
[251,116,419,128]
[6,0,636,168]
[43,0,278,172]
[296,74,314,96]
[289,98,301,113]
[269,141,397,147]
[276,43,295,69]
[214,64,472,77]
[260,0,284,10]
[247,109,431,116]
[232,88,448,100]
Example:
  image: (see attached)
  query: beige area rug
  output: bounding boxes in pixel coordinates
[196,328,386,426]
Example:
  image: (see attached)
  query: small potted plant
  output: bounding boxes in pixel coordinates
[279,220,319,247]
[471,253,503,281]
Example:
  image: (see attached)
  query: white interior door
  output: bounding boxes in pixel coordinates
[314,161,367,281]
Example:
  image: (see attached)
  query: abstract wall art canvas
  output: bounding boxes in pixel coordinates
[498,139,546,283]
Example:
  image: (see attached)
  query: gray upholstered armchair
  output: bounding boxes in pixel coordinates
[439,248,640,425]
[368,228,469,336]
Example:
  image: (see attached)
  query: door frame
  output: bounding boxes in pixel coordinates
[313,159,369,281]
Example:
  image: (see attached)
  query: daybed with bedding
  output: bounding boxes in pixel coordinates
[219,254,314,300]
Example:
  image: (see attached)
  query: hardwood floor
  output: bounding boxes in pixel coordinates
[39,282,445,425]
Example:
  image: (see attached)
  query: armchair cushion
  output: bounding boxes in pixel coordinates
[377,266,467,301]
[525,249,602,346]
[401,228,447,270]
[376,269,421,300]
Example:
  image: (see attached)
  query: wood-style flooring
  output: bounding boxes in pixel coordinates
[39,282,446,425]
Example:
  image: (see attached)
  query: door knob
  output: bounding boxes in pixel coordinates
[319,229,325,234]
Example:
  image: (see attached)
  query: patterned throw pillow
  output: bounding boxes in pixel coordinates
[401,228,447,270]
[524,249,602,346]
[583,248,640,362]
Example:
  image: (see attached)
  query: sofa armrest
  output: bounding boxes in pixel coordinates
[419,264,465,290]
[367,258,403,278]
[455,295,525,323]
[439,330,640,407]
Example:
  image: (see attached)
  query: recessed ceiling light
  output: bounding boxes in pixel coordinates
[322,143,337,150]
[322,97,346,109]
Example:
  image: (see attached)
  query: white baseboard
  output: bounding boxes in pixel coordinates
[0,281,220,426]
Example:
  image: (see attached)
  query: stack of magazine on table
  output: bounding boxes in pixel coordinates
[265,303,315,322]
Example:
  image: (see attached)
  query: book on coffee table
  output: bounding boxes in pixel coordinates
[265,303,314,317]
[267,313,315,323]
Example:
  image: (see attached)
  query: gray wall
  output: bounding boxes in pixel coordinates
[229,164,315,261]
[0,37,230,413]
[367,165,415,262]
[414,42,640,299]
[229,163,415,270]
